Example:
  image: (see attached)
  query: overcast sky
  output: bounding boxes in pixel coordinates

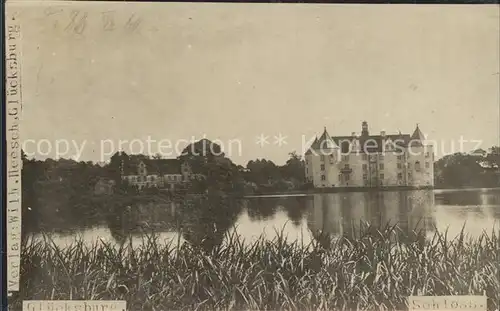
[13,2,500,165]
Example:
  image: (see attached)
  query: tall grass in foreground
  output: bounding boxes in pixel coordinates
[10,225,500,311]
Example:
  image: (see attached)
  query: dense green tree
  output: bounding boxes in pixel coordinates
[246,159,282,185]
[434,150,499,188]
[179,139,244,194]
[281,151,305,186]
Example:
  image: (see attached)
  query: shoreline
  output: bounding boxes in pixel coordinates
[101,186,500,199]
[249,186,500,197]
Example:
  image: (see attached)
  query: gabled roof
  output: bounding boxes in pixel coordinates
[307,126,416,154]
[123,158,181,175]
[316,127,338,149]
[329,134,410,153]
[145,159,181,175]
[307,123,428,155]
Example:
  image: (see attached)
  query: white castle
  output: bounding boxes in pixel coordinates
[304,121,434,188]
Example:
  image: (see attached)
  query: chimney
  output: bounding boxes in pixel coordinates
[361,121,369,136]
[381,130,386,137]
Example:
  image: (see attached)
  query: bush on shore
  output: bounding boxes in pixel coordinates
[9,225,500,311]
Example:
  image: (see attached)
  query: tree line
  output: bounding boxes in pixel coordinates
[21,143,500,203]
[19,142,500,235]
[19,140,307,234]
[434,147,500,189]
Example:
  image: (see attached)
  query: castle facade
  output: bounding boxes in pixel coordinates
[304,122,434,188]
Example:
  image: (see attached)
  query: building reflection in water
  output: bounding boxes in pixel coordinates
[307,190,437,245]
[106,195,245,252]
[246,198,280,222]
[246,196,309,227]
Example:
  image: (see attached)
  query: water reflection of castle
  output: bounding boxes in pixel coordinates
[307,190,437,239]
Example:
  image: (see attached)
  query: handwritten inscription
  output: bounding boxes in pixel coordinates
[43,7,143,35]
[101,11,116,31]
[23,300,126,311]
[124,13,142,33]
[65,10,88,35]
[409,296,487,311]
[5,11,22,293]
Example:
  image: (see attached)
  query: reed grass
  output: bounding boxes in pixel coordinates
[10,225,500,311]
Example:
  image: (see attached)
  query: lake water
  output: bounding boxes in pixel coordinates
[34,189,500,250]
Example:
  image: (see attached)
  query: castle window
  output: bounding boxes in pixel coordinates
[345,174,350,181]
[425,162,430,169]
[321,164,325,171]
[362,164,367,171]
[363,174,367,180]
[398,172,403,180]
[397,163,402,169]
[408,172,412,179]
[408,163,411,169]
[321,155,325,162]
[397,155,402,160]
[362,154,368,161]
[342,155,349,161]
[380,173,384,180]
[344,164,350,169]
[425,152,430,158]
[379,154,384,160]
[321,175,326,181]
[341,141,350,154]
[379,163,384,170]
[338,174,342,182]
[415,161,421,172]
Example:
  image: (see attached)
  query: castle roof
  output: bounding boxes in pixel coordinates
[305,137,319,155]
[307,124,421,154]
[332,134,411,153]
[409,124,426,147]
[123,157,181,175]
[316,127,338,149]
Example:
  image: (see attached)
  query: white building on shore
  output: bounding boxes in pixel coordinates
[121,158,189,190]
[304,121,434,188]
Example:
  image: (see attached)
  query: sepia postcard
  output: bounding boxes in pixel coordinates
[4,1,500,310]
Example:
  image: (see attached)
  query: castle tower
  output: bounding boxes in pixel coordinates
[408,124,434,187]
[410,123,426,144]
